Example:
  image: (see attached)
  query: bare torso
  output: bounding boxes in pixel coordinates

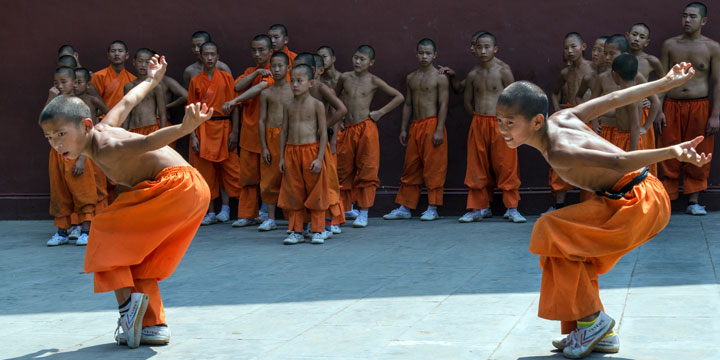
[566,59,594,105]
[470,59,512,115]
[636,52,660,80]
[407,68,441,119]
[124,80,161,129]
[78,94,99,123]
[339,72,378,124]
[664,35,718,99]
[183,60,232,87]
[287,95,323,144]
[264,83,293,128]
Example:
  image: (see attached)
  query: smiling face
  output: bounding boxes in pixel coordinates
[495,103,541,149]
[40,117,91,159]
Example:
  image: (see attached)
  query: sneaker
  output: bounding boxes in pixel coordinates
[311,232,325,244]
[323,230,333,239]
[302,228,311,238]
[216,210,230,223]
[231,218,256,227]
[116,325,171,345]
[330,225,342,234]
[200,213,217,226]
[283,233,304,245]
[286,229,293,234]
[541,206,556,216]
[255,211,269,223]
[562,311,615,359]
[115,293,149,349]
[383,207,411,220]
[344,209,359,220]
[47,232,69,246]
[479,208,492,218]
[353,213,368,228]
[553,331,619,353]
[458,210,483,223]
[420,208,439,221]
[257,219,277,232]
[504,208,527,223]
[75,233,88,246]
[68,226,81,241]
[686,203,707,216]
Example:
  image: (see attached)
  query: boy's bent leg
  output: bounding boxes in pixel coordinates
[538,255,603,322]
[657,99,683,199]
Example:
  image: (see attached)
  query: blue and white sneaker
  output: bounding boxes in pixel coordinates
[562,311,615,358]
[115,293,149,349]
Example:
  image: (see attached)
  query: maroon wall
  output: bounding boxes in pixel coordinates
[2,0,719,218]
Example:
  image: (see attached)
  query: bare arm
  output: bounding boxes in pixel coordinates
[223,81,269,114]
[648,56,665,81]
[628,103,642,151]
[551,70,566,112]
[369,76,404,122]
[438,66,462,93]
[707,43,720,136]
[233,69,266,92]
[92,95,109,117]
[182,68,192,88]
[278,106,289,173]
[575,74,592,105]
[434,75,450,146]
[399,76,412,146]
[258,91,269,154]
[154,86,167,128]
[463,71,475,116]
[315,103,328,162]
[319,85,347,127]
[164,77,189,109]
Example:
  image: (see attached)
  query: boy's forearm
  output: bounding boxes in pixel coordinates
[379,94,404,117]
[102,78,160,127]
[233,72,258,92]
[400,103,411,132]
[617,147,674,172]
[574,77,673,123]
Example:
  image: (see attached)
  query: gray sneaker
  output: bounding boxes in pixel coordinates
[232,218,256,227]
[553,331,619,354]
[383,207,411,220]
[504,208,527,223]
[116,325,171,345]
[283,233,304,245]
[686,203,707,216]
[562,311,615,358]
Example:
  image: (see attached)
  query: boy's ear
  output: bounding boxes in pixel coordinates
[369,59,375,66]
[82,118,94,131]
[581,43,587,51]
[532,113,545,130]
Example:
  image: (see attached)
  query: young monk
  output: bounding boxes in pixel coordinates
[316,47,344,170]
[268,24,297,66]
[257,52,293,232]
[182,31,232,87]
[659,1,720,215]
[45,66,98,247]
[58,45,82,68]
[383,38,449,221]
[124,48,167,134]
[459,32,525,223]
[335,45,405,228]
[41,55,213,348]
[74,68,109,122]
[498,63,704,358]
[439,31,512,95]
[187,42,241,226]
[57,55,78,69]
[91,40,136,110]
[277,64,329,245]
[610,54,644,151]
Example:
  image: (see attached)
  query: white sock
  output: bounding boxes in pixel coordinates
[220,205,230,214]
[427,205,437,211]
[360,210,369,217]
[399,205,410,212]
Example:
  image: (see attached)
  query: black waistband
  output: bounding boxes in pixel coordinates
[209,116,231,121]
[595,167,649,200]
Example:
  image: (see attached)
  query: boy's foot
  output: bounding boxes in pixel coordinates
[311,232,325,244]
[420,208,439,221]
[68,226,81,241]
[479,208,492,218]
[47,232,69,246]
[286,229,293,234]
[302,228,311,238]
[686,203,707,216]
[323,230,333,239]
[344,209,359,220]
[353,213,368,228]
[541,206,556,216]
[562,311,615,359]
[458,210,483,223]
[383,207,411,220]
[116,324,171,345]
[283,233,304,245]
[330,225,342,234]
[231,218,256,227]
[255,211,269,223]
[257,219,277,232]
[75,233,89,246]
[200,213,217,226]
[504,208,527,223]
[216,210,230,223]
[553,331,619,353]
[116,293,149,349]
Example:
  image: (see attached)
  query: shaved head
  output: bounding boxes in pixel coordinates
[58,44,75,56]
[564,32,583,43]
[271,52,290,65]
[252,34,272,49]
[57,55,78,68]
[417,38,437,52]
[317,45,335,56]
[55,66,76,79]
[192,30,211,42]
[292,64,314,79]
[356,44,375,60]
[497,81,549,121]
[268,24,288,36]
[40,95,91,125]
[294,52,316,69]
[134,47,155,59]
[108,40,128,52]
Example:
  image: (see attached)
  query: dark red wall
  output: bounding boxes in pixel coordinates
[2,0,719,218]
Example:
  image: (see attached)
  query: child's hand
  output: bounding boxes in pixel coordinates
[255,68,272,77]
[399,130,408,146]
[432,128,444,146]
[309,159,322,173]
[369,110,383,122]
[182,102,213,133]
[190,133,200,153]
[262,148,272,165]
[228,130,238,151]
[72,158,85,177]
[663,62,695,88]
[222,101,236,114]
[279,158,285,173]
[49,87,60,97]
[671,136,712,167]
[147,55,168,82]
[437,66,456,77]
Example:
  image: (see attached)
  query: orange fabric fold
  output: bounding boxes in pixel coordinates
[90,67,136,109]
[236,66,276,154]
[129,123,159,136]
[260,127,283,204]
[278,143,329,233]
[337,119,381,208]
[188,68,237,162]
[189,149,243,200]
[48,149,98,229]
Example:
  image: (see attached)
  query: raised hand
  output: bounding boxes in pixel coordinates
[670,136,712,167]
[147,55,168,83]
[181,102,213,133]
[663,62,695,88]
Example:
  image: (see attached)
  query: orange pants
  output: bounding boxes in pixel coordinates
[189,149,243,201]
[278,143,329,233]
[548,168,574,195]
[90,160,108,213]
[602,125,643,152]
[337,119,381,209]
[396,116,447,209]
[260,127,282,204]
[465,114,521,209]
[658,98,713,199]
[237,148,261,218]
[530,169,670,333]
[84,166,209,326]
[129,124,159,135]
[324,144,344,225]
[640,108,658,176]
[48,149,98,229]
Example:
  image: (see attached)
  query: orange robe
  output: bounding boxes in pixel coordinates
[336,119,381,209]
[531,168,670,333]
[129,123,159,135]
[283,47,298,69]
[658,98,712,199]
[396,116,447,209]
[84,166,210,327]
[640,108,658,176]
[187,68,243,200]
[277,143,329,233]
[465,114,521,209]
[91,67,136,109]
[49,149,98,229]
[235,66,276,218]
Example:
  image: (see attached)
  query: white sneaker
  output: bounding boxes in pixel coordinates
[353,213,368,228]
[330,225,342,234]
[458,210,483,223]
[116,325,171,345]
[311,232,325,244]
[200,213,217,226]
[504,208,527,223]
[553,331,619,353]
[383,207,411,220]
[686,203,707,216]
[255,211,269,223]
[231,218,256,227]
[344,209,359,220]
[323,230,333,239]
[115,293,149,349]
[562,311,615,359]
[541,206,556,216]
[75,233,88,246]
[68,226,81,241]
[479,208,492,218]
[283,233,304,245]
[420,208,439,221]
[257,219,277,232]
[302,228,311,238]
[216,210,230,223]
[47,232,69,246]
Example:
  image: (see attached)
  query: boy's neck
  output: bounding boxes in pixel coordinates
[570,57,585,68]
[204,66,215,78]
[353,69,370,77]
[628,48,645,56]
[295,91,310,101]
[526,125,549,154]
[272,77,289,87]
[683,29,702,40]
[110,64,124,74]
[478,58,494,69]
[418,63,435,72]
[322,67,337,78]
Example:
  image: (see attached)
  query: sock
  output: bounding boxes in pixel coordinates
[577,317,598,328]
[399,205,410,212]
[260,202,268,213]
[81,229,89,235]
[294,231,302,235]
[58,229,69,237]
[427,205,437,211]
[220,205,230,214]
[604,331,616,338]
[360,210,369,217]
[689,201,698,205]
[555,203,565,209]
[207,212,216,217]
[118,297,131,316]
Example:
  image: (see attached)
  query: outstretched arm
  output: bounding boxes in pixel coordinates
[222,81,270,114]
[101,55,167,127]
[570,63,695,124]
